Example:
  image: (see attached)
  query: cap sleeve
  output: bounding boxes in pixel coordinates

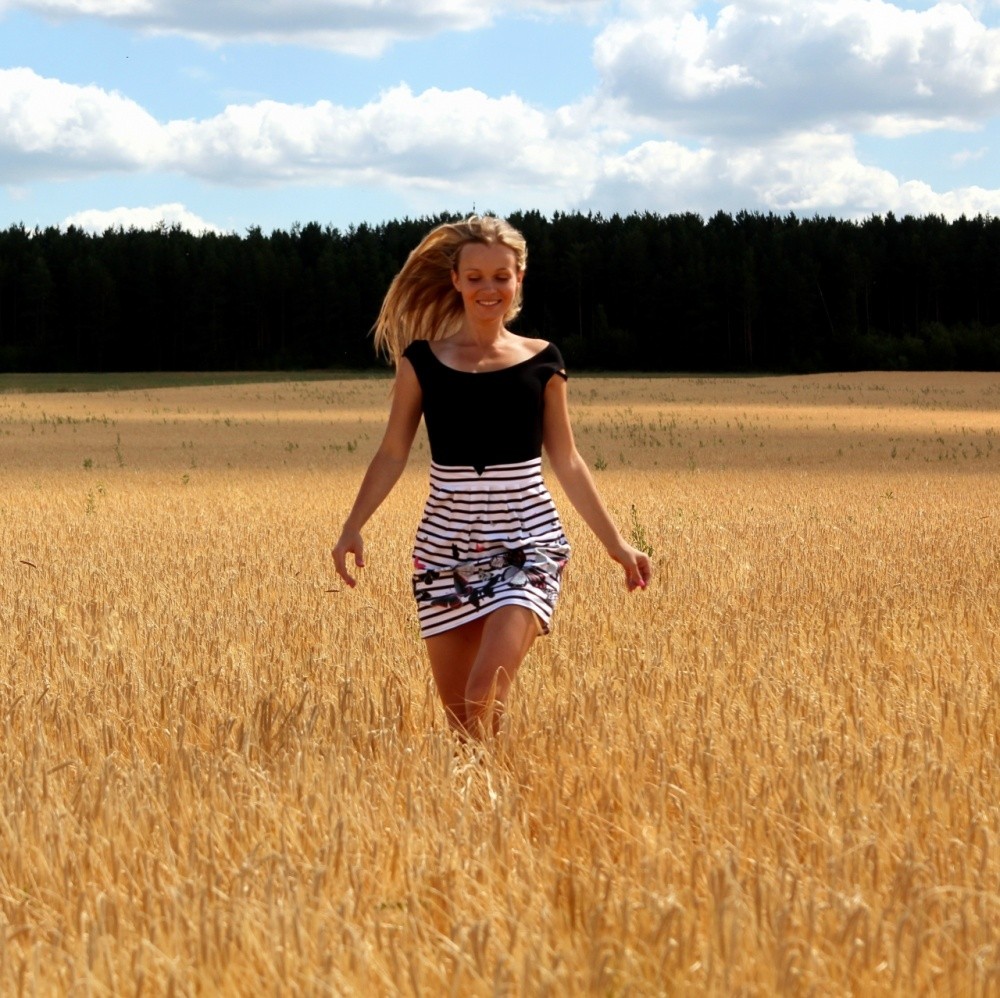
[540,342,568,385]
[402,340,432,386]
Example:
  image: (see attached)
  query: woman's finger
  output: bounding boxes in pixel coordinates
[626,551,651,590]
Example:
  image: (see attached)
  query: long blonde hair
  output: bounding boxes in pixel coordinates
[372,215,528,366]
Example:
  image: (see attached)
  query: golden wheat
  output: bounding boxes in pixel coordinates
[1,372,998,995]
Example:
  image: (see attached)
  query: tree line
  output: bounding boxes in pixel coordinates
[1,209,998,373]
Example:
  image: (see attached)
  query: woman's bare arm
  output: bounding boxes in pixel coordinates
[542,374,652,591]
[332,359,423,587]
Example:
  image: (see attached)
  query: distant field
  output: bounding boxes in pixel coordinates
[0,369,386,394]
[2,372,998,994]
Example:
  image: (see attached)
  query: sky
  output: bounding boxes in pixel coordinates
[1,0,999,235]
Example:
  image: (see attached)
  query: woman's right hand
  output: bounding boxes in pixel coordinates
[332,529,365,588]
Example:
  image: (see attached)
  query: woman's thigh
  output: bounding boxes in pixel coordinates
[425,605,539,699]
[466,605,539,702]
[425,616,485,716]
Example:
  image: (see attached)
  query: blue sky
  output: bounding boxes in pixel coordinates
[1,0,999,234]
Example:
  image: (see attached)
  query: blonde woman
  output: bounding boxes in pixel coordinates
[332,216,651,738]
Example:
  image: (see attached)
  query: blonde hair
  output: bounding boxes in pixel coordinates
[372,215,528,366]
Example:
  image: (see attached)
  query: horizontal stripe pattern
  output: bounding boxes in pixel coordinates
[412,458,570,639]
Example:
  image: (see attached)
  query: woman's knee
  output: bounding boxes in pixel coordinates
[465,664,512,706]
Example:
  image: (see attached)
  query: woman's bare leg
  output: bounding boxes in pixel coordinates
[426,617,485,733]
[425,606,539,738]
[464,606,539,737]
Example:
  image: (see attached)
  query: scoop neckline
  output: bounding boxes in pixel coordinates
[424,340,553,375]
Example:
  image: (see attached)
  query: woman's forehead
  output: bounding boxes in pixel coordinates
[456,241,519,270]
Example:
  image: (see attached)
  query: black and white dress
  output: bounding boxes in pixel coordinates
[402,339,571,639]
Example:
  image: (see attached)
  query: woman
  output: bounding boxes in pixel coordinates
[332,216,651,738]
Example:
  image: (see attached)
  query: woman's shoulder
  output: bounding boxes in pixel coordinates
[402,339,431,360]
[519,338,567,385]
[517,336,563,362]
[517,335,549,352]
[530,338,565,366]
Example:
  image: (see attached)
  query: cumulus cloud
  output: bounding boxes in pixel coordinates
[62,202,223,233]
[594,0,1000,138]
[5,0,603,55]
[591,139,724,213]
[720,130,904,214]
[0,68,163,180]
[160,85,608,196]
[585,127,1000,220]
[0,69,607,201]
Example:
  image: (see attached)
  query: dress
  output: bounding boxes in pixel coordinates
[402,338,571,639]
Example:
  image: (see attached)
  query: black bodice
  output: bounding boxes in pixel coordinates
[402,339,567,471]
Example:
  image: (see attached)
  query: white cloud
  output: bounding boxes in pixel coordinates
[159,84,609,200]
[721,130,902,214]
[594,9,757,105]
[6,0,603,55]
[0,69,608,199]
[864,112,979,137]
[18,0,153,13]
[0,68,164,180]
[891,179,1000,216]
[618,0,701,15]
[594,139,720,206]
[62,202,223,233]
[594,0,1000,138]
[950,145,988,164]
[584,126,1000,220]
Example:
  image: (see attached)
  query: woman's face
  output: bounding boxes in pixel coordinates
[451,242,522,323]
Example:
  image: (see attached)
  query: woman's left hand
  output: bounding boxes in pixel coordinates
[610,542,653,592]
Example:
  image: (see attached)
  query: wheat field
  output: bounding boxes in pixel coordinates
[1,371,998,996]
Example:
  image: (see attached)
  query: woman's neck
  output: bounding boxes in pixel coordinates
[453,319,508,349]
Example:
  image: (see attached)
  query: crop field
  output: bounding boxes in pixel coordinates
[1,371,998,995]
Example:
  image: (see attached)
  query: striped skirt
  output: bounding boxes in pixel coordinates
[412,458,571,639]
